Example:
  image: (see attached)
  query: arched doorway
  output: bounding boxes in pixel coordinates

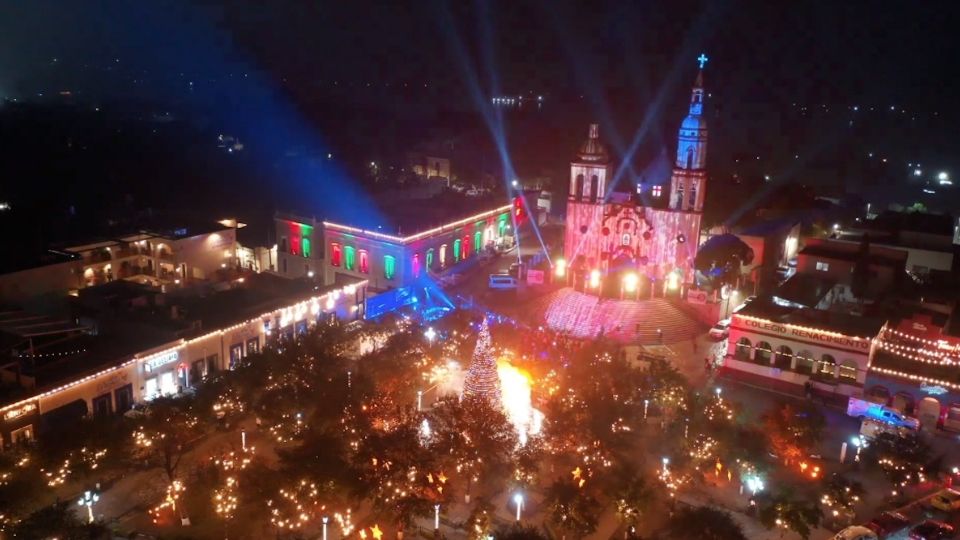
[755,342,773,365]
[774,345,793,370]
[734,338,752,361]
[892,392,915,415]
[867,385,891,404]
[917,397,941,430]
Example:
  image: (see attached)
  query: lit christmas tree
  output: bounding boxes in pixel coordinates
[462,318,502,405]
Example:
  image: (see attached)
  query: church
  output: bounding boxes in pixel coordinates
[562,60,708,298]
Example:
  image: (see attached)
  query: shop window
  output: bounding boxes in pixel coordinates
[384,255,396,280]
[474,231,483,253]
[92,393,112,416]
[144,377,158,400]
[498,218,508,237]
[290,237,300,256]
[735,337,752,361]
[344,245,356,271]
[426,249,434,270]
[439,245,447,267]
[839,361,858,382]
[302,237,311,258]
[190,360,205,385]
[207,354,219,374]
[280,237,289,253]
[816,261,830,272]
[462,235,470,258]
[229,344,243,369]
[246,337,260,355]
[330,243,342,267]
[10,425,34,445]
[359,250,369,273]
[114,384,134,413]
[412,253,421,278]
[453,239,462,262]
[652,185,662,198]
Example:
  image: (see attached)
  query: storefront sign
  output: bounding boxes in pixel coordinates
[741,318,871,351]
[687,290,708,305]
[526,270,545,285]
[921,382,949,396]
[4,401,37,422]
[144,351,180,372]
[96,371,130,394]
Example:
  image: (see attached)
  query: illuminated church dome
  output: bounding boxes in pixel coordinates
[577,123,609,162]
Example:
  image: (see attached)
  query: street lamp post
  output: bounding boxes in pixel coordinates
[77,489,99,523]
[417,390,423,412]
[322,516,329,540]
[434,504,441,530]
[662,457,670,475]
[514,493,523,522]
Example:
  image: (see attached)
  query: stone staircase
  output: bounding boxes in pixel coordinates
[529,288,708,344]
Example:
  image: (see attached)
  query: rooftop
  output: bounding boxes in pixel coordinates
[0,248,80,275]
[324,194,513,244]
[773,274,836,308]
[799,242,907,266]
[0,273,338,407]
[735,295,886,339]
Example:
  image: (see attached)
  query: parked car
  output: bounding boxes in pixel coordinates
[909,520,955,540]
[488,274,518,289]
[832,526,878,540]
[929,488,960,512]
[708,319,731,340]
[866,511,911,538]
[847,397,921,430]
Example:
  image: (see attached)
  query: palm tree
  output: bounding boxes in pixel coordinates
[660,505,746,540]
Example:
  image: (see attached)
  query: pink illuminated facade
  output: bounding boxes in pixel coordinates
[563,65,707,294]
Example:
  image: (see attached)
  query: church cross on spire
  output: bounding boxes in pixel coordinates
[697,53,709,70]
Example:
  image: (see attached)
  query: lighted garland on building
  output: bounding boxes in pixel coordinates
[461,318,502,405]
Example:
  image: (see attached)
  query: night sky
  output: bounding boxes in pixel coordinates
[0,1,958,243]
[1,2,956,106]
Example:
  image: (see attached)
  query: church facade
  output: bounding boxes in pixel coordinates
[563,64,708,296]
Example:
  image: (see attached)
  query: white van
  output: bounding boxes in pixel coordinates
[488,274,518,289]
[831,526,878,540]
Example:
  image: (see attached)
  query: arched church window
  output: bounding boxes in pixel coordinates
[589,175,599,202]
[686,147,694,169]
[575,174,584,200]
[621,233,631,246]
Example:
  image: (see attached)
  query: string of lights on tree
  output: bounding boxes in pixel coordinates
[461,318,502,405]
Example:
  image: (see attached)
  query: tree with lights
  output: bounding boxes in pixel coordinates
[659,506,746,540]
[466,497,495,540]
[757,489,822,540]
[133,395,204,483]
[494,523,549,540]
[613,466,660,537]
[861,431,931,492]
[427,395,517,499]
[762,401,825,465]
[544,478,601,539]
[820,474,864,529]
[462,318,502,405]
[9,501,109,539]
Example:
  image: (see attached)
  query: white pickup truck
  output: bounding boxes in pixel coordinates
[847,397,920,430]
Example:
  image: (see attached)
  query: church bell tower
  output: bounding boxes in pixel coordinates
[668,56,709,212]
